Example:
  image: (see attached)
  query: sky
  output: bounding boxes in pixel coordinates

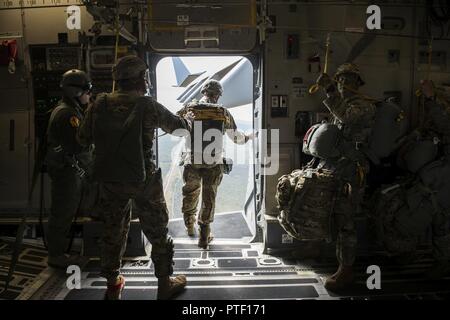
[155,56,253,124]
[154,56,255,217]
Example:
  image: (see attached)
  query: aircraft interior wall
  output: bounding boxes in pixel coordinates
[0,0,448,226]
[0,0,449,231]
[1,0,450,303]
[262,2,445,214]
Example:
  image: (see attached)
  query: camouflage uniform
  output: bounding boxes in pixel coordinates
[319,63,377,267]
[78,56,191,291]
[45,70,93,261]
[96,165,171,280]
[79,89,190,283]
[177,81,249,231]
[181,163,224,226]
[322,98,376,266]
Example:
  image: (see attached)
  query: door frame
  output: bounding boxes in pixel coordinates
[145,49,264,241]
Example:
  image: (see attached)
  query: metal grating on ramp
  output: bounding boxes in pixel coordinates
[5,239,449,300]
[60,242,327,300]
[0,238,51,300]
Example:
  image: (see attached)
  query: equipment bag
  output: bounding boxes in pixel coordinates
[276,168,338,241]
[368,180,435,255]
[419,159,450,210]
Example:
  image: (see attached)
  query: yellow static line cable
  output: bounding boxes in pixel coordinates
[112,15,120,93]
[416,38,434,97]
[416,38,433,129]
[309,33,331,95]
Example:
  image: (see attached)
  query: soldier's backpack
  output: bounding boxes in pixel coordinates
[275,168,339,242]
[302,123,342,160]
[368,179,436,255]
[186,102,228,165]
[365,101,408,165]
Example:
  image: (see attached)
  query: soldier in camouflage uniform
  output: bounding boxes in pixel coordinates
[420,80,450,279]
[45,69,93,269]
[177,80,253,248]
[316,63,377,291]
[78,56,191,300]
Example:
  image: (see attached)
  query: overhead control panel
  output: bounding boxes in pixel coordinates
[45,46,81,72]
[147,0,257,52]
[29,44,82,140]
[86,44,136,95]
[86,45,116,95]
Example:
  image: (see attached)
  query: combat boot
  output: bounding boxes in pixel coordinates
[198,224,213,249]
[324,265,354,291]
[186,224,195,237]
[425,261,450,280]
[157,275,187,300]
[104,275,125,300]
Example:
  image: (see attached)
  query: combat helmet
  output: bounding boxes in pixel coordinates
[201,79,223,96]
[60,69,92,98]
[112,55,148,81]
[334,63,365,86]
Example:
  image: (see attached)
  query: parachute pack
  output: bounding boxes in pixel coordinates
[275,168,339,242]
[368,180,434,255]
[185,103,228,165]
[302,101,407,165]
[366,101,408,165]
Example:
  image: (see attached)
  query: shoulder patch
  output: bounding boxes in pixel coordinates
[70,116,80,128]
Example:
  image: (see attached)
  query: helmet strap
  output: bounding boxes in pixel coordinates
[136,78,147,95]
[74,96,83,107]
[204,94,220,104]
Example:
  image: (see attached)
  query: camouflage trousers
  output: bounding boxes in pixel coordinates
[182,164,223,226]
[333,192,358,266]
[47,166,82,257]
[97,169,173,284]
[327,159,367,267]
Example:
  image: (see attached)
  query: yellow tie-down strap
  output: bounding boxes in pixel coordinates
[188,106,229,122]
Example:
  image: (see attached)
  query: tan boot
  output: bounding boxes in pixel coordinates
[186,224,195,237]
[324,265,354,292]
[198,225,213,249]
[157,275,187,300]
[104,275,125,300]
